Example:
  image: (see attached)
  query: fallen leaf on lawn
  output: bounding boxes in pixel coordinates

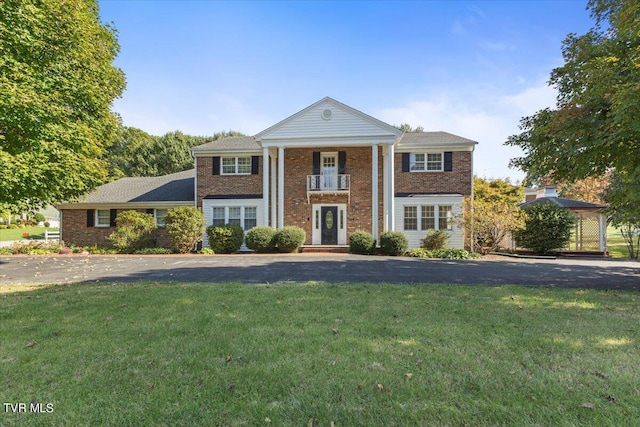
[264,417,271,423]
[25,341,37,348]
[581,402,594,408]
[606,395,615,402]
[405,373,413,380]
[509,370,516,375]
[377,383,384,391]
[594,371,609,379]
[227,383,235,390]
[332,328,339,334]
[226,355,232,362]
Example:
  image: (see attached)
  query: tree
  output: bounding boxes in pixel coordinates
[396,124,424,132]
[505,0,639,202]
[462,178,525,252]
[513,203,576,255]
[603,173,640,258]
[164,206,205,254]
[0,0,126,212]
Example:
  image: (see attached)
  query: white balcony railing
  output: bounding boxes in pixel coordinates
[306,174,350,202]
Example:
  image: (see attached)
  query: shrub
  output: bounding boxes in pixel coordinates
[274,226,306,253]
[513,203,576,254]
[408,248,432,258]
[164,206,205,254]
[9,224,18,229]
[206,224,244,254]
[349,230,376,254]
[379,231,409,256]
[34,213,46,223]
[200,248,215,255]
[43,221,50,228]
[431,248,477,259]
[245,226,277,253]
[133,247,174,254]
[421,229,449,250]
[0,224,7,229]
[107,210,157,253]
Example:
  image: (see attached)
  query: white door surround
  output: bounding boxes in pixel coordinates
[312,203,347,245]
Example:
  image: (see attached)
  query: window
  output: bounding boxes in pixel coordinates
[96,210,110,227]
[439,205,453,230]
[211,206,258,230]
[155,209,168,227]
[321,153,337,189]
[404,206,418,230]
[221,157,252,175]
[421,206,435,230]
[410,153,443,172]
[212,207,225,226]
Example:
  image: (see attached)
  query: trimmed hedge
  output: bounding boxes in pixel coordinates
[206,224,244,254]
[165,206,205,254]
[379,231,409,256]
[349,230,376,254]
[274,226,306,253]
[421,229,449,250]
[245,226,277,253]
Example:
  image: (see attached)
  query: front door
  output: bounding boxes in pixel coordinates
[321,206,338,245]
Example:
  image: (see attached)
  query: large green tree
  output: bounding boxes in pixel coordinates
[505,0,639,193]
[0,0,125,212]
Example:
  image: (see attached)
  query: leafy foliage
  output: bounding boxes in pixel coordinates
[603,172,640,258]
[273,226,306,253]
[206,224,244,254]
[396,123,424,132]
[431,249,478,259]
[408,248,432,258]
[107,211,157,253]
[0,0,126,212]
[164,206,205,254]
[513,203,576,254]
[245,226,277,253]
[379,231,409,256]
[421,229,449,250]
[505,0,640,209]
[349,230,376,255]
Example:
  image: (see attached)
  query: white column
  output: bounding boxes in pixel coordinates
[271,153,277,228]
[382,148,389,231]
[278,146,285,229]
[372,143,379,240]
[262,147,269,227]
[599,213,607,253]
[387,143,395,230]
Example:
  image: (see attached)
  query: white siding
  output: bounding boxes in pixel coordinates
[202,199,264,249]
[394,195,465,249]
[261,100,397,140]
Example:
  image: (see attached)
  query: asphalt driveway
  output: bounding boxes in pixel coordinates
[1,254,639,290]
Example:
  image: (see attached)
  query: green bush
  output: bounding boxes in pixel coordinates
[8,224,18,229]
[421,229,449,250]
[379,231,409,256]
[164,206,205,254]
[274,226,306,253]
[200,248,215,255]
[408,248,432,258]
[349,230,376,254]
[513,203,576,254]
[245,226,277,253]
[206,224,244,254]
[107,210,157,253]
[0,224,7,229]
[43,221,50,228]
[133,247,174,254]
[34,213,46,223]
[431,248,478,259]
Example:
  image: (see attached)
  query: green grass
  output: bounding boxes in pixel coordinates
[607,226,634,258]
[0,226,59,242]
[1,282,638,426]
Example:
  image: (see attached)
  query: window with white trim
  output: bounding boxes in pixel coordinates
[410,153,443,172]
[221,157,252,175]
[421,206,435,230]
[96,210,110,227]
[155,209,168,227]
[404,206,418,230]
[439,205,453,230]
[211,206,258,231]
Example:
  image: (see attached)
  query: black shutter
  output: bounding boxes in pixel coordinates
[312,152,320,175]
[402,153,410,172]
[251,156,259,175]
[146,208,154,215]
[86,209,95,227]
[444,152,453,172]
[212,156,220,175]
[338,151,346,174]
[109,209,117,227]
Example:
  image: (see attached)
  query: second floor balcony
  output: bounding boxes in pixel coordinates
[307,174,350,202]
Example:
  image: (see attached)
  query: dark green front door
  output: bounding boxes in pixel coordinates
[321,206,338,245]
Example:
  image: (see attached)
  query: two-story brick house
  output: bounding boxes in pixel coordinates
[59,97,477,250]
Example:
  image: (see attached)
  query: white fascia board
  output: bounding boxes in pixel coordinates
[57,201,191,210]
[261,136,398,148]
[395,143,476,152]
[192,149,262,157]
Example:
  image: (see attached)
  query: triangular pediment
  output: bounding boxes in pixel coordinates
[255,97,402,143]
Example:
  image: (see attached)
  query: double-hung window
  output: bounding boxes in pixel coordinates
[211,206,258,231]
[222,157,252,175]
[155,209,168,227]
[403,205,454,231]
[404,206,418,230]
[95,210,111,227]
[410,153,443,172]
[439,205,453,230]
[421,206,435,230]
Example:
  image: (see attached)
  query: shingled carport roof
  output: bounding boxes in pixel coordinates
[520,197,604,210]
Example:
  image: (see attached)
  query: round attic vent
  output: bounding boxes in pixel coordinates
[321,108,332,120]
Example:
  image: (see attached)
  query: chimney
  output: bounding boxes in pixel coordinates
[536,186,558,198]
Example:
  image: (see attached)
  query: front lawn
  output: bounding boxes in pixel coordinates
[2,282,638,426]
[0,226,59,242]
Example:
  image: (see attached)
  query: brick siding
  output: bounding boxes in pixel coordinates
[395,151,472,196]
[196,157,262,207]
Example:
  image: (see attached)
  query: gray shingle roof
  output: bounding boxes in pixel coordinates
[521,197,604,210]
[78,169,194,203]
[398,131,478,146]
[191,136,260,152]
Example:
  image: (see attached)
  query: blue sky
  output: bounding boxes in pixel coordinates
[99,0,594,181]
